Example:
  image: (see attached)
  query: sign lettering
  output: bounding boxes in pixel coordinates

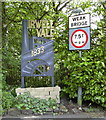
[69,13,90,50]
[31,46,44,56]
[70,29,88,48]
[69,14,90,29]
[28,20,54,37]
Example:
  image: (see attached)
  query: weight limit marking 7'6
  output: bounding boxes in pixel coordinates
[70,29,88,48]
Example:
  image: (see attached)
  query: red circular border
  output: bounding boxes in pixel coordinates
[70,29,88,48]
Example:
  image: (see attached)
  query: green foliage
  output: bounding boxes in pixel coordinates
[54,1,106,107]
[2,91,15,110]
[2,1,106,108]
[15,92,58,115]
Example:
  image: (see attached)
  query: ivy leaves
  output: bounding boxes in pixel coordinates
[15,92,58,115]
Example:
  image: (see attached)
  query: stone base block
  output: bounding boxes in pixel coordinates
[16,86,61,103]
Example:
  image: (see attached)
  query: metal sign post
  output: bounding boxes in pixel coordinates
[78,51,82,107]
[69,12,91,107]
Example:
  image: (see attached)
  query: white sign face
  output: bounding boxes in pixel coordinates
[69,14,90,29]
[69,27,90,50]
[71,29,88,48]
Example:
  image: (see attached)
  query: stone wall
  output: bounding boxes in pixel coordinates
[16,86,61,103]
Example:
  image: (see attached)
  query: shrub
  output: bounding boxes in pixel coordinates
[2,91,15,112]
[15,92,58,115]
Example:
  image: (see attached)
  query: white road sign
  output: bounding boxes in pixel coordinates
[69,27,90,50]
[69,13,90,29]
[71,29,88,48]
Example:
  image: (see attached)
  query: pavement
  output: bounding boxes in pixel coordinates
[1,112,106,120]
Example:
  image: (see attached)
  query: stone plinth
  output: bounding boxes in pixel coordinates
[16,86,61,103]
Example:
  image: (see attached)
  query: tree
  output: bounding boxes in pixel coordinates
[57,1,106,107]
[2,1,70,86]
[2,1,106,107]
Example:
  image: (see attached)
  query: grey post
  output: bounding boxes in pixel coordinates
[21,20,29,88]
[52,76,54,87]
[21,77,25,88]
[77,50,82,107]
[22,20,29,54]
[78,86,82,107]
